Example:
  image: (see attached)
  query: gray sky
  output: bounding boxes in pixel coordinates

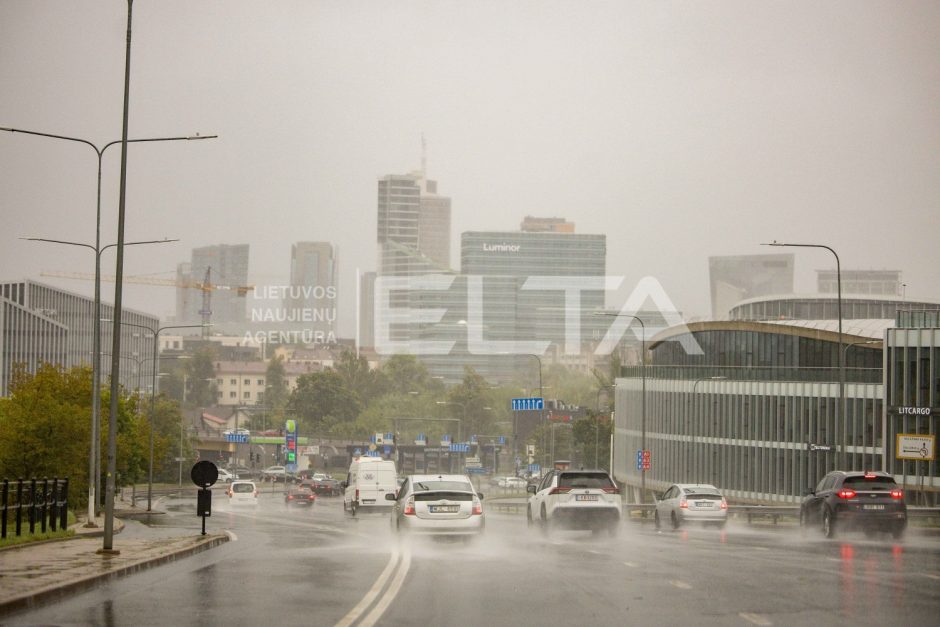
[2,0,938,338]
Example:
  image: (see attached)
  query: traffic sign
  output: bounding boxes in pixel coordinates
[449,443,471,453]
[498,435,506,445]
[512,397,544,411]
[190,460,219,488]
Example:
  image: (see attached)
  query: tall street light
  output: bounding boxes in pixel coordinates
[106,320,207,511]
[763,241,844,467]
[595,312,646,501]
[22,236,175,525]
[4,127,215,530]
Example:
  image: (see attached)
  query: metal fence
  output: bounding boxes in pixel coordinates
[1,478,69,539]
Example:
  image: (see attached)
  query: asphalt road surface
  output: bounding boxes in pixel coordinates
[8,491,940,626]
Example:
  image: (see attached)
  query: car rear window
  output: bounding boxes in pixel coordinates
[232,483,254,493]
[412,481,473,493]
[558,472,614,489]
[684,488,721,497]
[843,476,897,491]
[687,493,722,500]
[414,492,473,502]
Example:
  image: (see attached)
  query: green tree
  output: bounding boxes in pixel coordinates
[572,412,612,470]
[265,355,290,409]
[186,346,217,407]
[290,370,361,434]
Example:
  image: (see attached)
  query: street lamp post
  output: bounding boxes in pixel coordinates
[108,321,206,511]
[594,313,646,501]
[22,237,175,523]
[3,126,216,529]
[764,241,844,466]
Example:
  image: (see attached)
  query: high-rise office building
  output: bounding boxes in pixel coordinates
[708,254,794,319]
[377,172,451,275]
[178,244,250,328]
[286,242,337,340]
[520,216,575,233]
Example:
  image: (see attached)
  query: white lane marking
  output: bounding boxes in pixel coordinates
[623,561,638,568]
[753,546,770,551]
[224,530,238,541]
[669,580,692,589]
[359,547,412,627]
[333,548,401,627]
[922,574,940,580]
[739,612,773,625]
[588,550,602,555]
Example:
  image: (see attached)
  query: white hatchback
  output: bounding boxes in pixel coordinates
[227,480,258,506]
[527,469,621,536]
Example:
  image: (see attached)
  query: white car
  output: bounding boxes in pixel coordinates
[217,468,237,483]
[527,469,621,536]
[388,474,485,537]
[498,476,528,490]
[227,480,258,506]
[655,484,728,530]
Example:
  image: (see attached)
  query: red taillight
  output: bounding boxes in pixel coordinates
[891,489,904,500]
[864,472,877,479]
[309,495,315,500]
[548,487,572,495]
[472,498,483,515]
[288,495,294,500]
[837,489,857,499]
[227,490,232,497]
[679,499,689,509]
[602,487,620,494]
[403,497,415,516]
[355,488,360,502]
[253,490,258,497]
[720,499,728,510]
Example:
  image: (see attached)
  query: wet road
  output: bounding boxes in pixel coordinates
[8,490,940,626]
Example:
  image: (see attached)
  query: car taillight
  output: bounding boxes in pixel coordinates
[837,489,857,499]
[602,487,620,494]
[404,497,415,516]
[891,489,904,499]
[472,497,483,515]
[864,472,877,479]
[548,487,572,495]
[720,499,728,510]
[309,494,315,500]
[288,495,294,500]
[227,491,232,497]
[679,499,688,509]
[355,488,360,502]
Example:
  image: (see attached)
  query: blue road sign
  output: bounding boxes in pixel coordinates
[527,463,541,473]
[449,443,470,453]
[383,445,391,455]
[498,436,506,445]
[354,448,362,456]
[512,397,544,412]
[224,433,249,444]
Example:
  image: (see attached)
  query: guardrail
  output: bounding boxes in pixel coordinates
[487,498,940,527]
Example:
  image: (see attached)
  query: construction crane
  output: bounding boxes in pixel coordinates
[40,268,252,337]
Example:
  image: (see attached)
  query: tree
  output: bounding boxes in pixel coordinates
[290,370,361,434]
[186,346,217,407]
[265,355,290,409]
[572,412,612,471]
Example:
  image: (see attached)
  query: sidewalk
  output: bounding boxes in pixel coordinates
[0,508,228,617]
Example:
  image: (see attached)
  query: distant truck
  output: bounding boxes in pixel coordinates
[343,457,397,516]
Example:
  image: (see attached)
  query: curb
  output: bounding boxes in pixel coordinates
[0,533,229,618]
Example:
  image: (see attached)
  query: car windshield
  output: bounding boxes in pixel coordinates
[412,481,473,493]
[558,473,614,489]
[232,484,254,493]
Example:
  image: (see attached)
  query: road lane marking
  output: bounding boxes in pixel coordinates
[360,547,412,627]
[334,548,401,627]
[224,530,238,541]
[588,549,602,554]
[669,580,692,589]
[922,574,940,580]
[739,612,773,625]
[623,561,638,568]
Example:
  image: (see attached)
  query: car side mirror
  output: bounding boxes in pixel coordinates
[385,493,396,501]
[526,485,536,494]
[802,489,815,497]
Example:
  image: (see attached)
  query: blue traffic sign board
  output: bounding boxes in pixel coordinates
[512,397,544,411]
[449,443,470,453]
[498,435,506,445]
[383,445,391,455]
[224,433,249,444]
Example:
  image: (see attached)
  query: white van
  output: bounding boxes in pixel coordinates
[344,457,398,516]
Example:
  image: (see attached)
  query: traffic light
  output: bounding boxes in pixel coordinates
[286,438,296,464]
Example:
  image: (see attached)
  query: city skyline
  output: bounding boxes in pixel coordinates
[2,2,938,339]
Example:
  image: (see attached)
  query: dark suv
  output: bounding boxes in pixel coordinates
[800,471,906,539]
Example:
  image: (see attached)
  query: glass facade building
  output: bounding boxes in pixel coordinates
[730,295,940,322]
[613,318,939,506]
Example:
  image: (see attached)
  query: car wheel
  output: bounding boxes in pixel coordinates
[527,506,534,528]
[670,511,681,530]
[799,509,808,536]
[654,510,661,530]
[822,509,836,539]
[350,503,357,517]
[540,504,549,535]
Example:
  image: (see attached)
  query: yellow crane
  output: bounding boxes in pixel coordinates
[40,268,252,338]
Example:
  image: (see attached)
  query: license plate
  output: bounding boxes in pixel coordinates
[575,495,599,501]
[863,504,885,510]
[430,505,460,513]
[695,501,713,507]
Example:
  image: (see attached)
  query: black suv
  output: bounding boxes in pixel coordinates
[800,471,906,539]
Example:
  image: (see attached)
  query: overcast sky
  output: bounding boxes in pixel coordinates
[2,0,938,338]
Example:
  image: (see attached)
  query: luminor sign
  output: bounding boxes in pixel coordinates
[483,242,520,252]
